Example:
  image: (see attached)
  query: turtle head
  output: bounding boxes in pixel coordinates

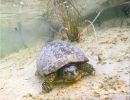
[63,64,80,82]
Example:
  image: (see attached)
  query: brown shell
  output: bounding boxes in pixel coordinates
[36,40,88,76]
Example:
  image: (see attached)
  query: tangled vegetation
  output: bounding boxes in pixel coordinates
[46,0,81,42]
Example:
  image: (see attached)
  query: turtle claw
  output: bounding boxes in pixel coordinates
[42,81,52,93]
[86,64,95,75]
[92,70,96,76]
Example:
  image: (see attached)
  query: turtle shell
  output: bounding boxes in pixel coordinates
[36,40,88,76]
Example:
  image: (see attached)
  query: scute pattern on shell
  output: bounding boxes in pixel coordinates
[36,40,88,75]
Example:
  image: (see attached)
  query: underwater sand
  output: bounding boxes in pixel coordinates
[0,27,130,100]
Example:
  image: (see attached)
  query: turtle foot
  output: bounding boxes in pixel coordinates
[42,81,52,93]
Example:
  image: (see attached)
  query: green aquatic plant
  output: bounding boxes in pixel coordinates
[66,19,80,42]
[46,0,81,42]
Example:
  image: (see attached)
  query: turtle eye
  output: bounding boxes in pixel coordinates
[64,70,69,75]
[64,71,68,74]
[75,68,78,72]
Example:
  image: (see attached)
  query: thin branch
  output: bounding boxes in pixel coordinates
[88,9,103,27]
[86,20,97,42]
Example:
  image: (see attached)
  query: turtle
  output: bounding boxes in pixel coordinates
[36,40,95,92]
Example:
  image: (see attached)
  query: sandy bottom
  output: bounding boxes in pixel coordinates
[0,27,130,100]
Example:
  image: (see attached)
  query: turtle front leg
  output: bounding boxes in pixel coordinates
[81,63,95,76]
[42,73,56,93]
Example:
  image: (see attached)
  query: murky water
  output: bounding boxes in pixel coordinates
[0,0,129,58]
[0,2,51,58]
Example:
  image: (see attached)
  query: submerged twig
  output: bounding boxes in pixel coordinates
[85,9,103,42]
[88,9,103,27]
[86,20,97,42]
